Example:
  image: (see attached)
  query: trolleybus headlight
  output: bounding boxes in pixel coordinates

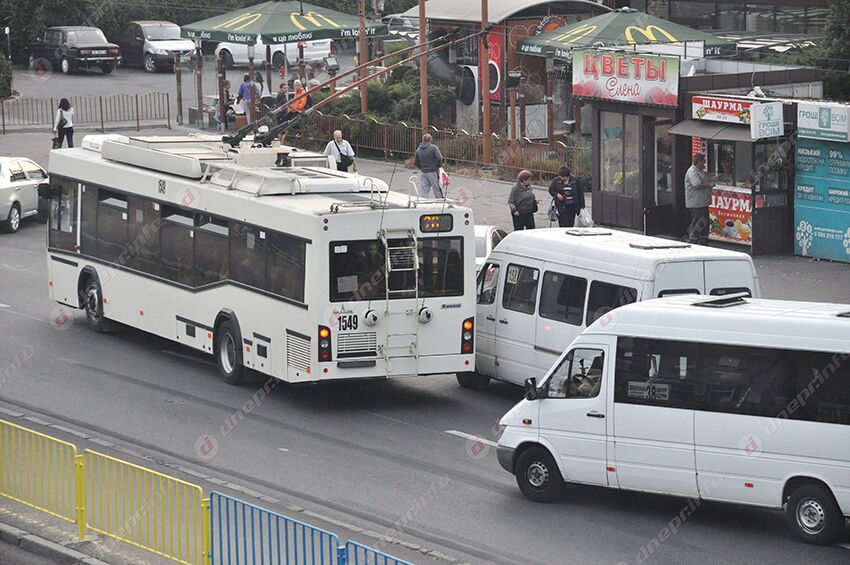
[318,325,332,362]
[461,316,474,353]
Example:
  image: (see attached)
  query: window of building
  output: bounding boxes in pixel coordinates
[195,214,229,286]
[267,231,306,303]
[231,223,267,290]
[160,207,194,285]
[600,112,641,196]
[540,271,587,326]
[708,140,786,192]
[502,264,539,315]
[585,281,637,326]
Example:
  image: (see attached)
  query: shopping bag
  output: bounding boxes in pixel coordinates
[577,208,594,227]
[439,167,451,190]
[548,199,559,222]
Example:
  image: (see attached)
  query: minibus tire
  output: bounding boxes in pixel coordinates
[215,320,246,385]
[82,277,107,333]
[515,446,564,503]
[786,483,845,545]
[456,372,489,389]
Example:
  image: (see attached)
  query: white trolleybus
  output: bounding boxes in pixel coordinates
[45,135,476,384]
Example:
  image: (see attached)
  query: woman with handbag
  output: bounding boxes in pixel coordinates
[548,166,585,227]
[508,170,537,230]
[53,98,75,148]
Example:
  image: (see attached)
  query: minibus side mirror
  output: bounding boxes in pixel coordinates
[524,377,538,401]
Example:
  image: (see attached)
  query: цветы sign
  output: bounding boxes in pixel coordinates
[572,50,679,107]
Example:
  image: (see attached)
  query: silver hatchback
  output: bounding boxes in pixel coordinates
[0,157,49,233]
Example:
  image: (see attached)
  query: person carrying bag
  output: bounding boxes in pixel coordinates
[53,98,75,148]
[548,166,585,228]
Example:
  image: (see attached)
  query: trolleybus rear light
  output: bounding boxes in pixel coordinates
[318,325,332,362]
[461,317,474,353]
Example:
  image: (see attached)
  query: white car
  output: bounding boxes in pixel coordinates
[474,225,507,273]
[0,158,49,233]
[215,37,332,70]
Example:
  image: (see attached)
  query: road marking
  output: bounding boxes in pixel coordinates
[838,543,850,550]
[278,448,289,452]
[0,303,10,308]
[445,430,498,448]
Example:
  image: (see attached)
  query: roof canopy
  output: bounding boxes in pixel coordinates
[401,0,608,24]
[182,1,388,44]
[517,7,736,60]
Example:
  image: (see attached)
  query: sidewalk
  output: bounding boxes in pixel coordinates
[2,126,849,305]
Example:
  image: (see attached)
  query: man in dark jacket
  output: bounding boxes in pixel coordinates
[548,166,585,227]
[414,134,444,198]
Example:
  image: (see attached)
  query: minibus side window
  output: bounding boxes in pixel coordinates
[477,263,500,305]
[502,264,539,315]
[586,281,637,326]
[615,337,696,409]
[540,271,587,326]
[545,349,605,399]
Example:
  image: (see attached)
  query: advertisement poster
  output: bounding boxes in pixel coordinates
[794,137,850,262]
[572,49,679,107]
[798,102,850,142]
[692,96,752,124]
[709,187,753,245]
[488,30,503,103]
[750,102,784,139]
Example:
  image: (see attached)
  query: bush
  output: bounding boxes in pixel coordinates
[0,54,11,99]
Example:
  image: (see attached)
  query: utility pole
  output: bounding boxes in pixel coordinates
[480,0,490,164]
[418,0,428,129]
[359,0,368,114]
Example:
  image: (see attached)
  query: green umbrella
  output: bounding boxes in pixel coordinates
[517,8,735,61]
[182,0,388,44]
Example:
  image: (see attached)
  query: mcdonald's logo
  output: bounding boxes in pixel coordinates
[546,24,597,47]
[624,25,678,44]
[290,11,341,31]
[212,13,263,31]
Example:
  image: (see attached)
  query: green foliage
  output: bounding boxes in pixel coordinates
[0,53,11,98]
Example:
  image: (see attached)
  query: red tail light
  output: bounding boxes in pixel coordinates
[461,317,474,353]
[318,325,332,362]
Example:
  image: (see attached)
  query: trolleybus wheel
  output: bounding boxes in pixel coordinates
[215,320,245,385]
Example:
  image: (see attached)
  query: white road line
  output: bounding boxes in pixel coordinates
[278,448,289,452]
[838,543,850,550]
[445,430,498,448]
[0,303,10,308]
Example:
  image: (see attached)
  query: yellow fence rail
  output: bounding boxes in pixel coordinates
[84,450,207,565]
[0,419,81,528]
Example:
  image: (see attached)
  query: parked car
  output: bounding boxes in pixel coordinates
[215,37,332,70]
[0,158,49,234]
[382,14,420,41]
[474,224,507,273]
[112,21,194,73]
[28,27,120,75]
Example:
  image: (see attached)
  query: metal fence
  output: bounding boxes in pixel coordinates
[0,92,171,133]
[210,492,341,565]
[344,541,413,565]
[299,111,591,183]
[84,450,207,565]
[0,419,81,526]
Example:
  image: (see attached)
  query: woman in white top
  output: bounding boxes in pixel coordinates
[54,98,75,148]
[254,72,275,108]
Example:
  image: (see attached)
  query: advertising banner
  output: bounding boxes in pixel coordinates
[488,30,503,103]
[692,96,752,124]
[798,102,850,142]
[794,137,850,262]
[750,102,784,139]
[709,187,752,245]
[572,49,679,107]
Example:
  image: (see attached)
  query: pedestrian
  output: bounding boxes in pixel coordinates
[684,153,716,245]
[548,166,585,227]
[276,83,290,106]
[324,130,356,172]
[53,98,75,148]
[414,134,444,198]
[255,72,275,109]
[279,80,308,144]
[236,74,254,119]
[508,170,538,230]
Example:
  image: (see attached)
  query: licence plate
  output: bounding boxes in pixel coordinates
[92,50,106,55]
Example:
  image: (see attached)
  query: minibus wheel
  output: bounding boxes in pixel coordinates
[516,446,564,502]
[215,320,245,385]
[786,483,845,545]
[456,372,489,389]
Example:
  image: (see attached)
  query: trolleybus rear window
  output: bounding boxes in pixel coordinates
[330,237,463,302]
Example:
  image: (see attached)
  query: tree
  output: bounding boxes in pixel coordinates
[822,0,850,100]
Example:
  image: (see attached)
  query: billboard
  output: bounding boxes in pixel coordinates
[572,50,679,107]
[692,96,752,124]
[797,102,850,142]
[710,187,752,245]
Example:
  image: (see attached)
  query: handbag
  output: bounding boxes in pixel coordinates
[57,110,68,130]
[548,198,560,222]
[577,208,594,227]
[333,140,353,168]
[52,136,61,149]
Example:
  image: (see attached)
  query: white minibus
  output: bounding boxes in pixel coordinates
[497,293,850,545]
[461,227,759,388]
[45,135,476,384]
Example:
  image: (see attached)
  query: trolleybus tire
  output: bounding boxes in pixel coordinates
[516,446,565,503]
[456,372,490,389]
[785,483,845,545]
[82,276,107,333]
[215,320,246,385]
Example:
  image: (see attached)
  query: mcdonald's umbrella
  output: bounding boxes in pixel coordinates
[181,1,388,44]
[516,8,735,61]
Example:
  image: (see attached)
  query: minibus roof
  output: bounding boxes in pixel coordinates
[583,294,850,353]
[493,228,751,280]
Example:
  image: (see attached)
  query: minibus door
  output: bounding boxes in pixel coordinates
[538,346,611,486]
[475,261,502,378]
[495,262,541,385]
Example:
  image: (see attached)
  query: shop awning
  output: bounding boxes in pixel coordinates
[670,120,752,142]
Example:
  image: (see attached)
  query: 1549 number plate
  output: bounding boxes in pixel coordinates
[338,314,358,331]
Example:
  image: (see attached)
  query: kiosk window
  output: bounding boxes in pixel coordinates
[502,264,539,314]
[540,271,587,326]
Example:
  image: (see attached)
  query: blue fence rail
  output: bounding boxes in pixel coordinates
[344,541,413,565]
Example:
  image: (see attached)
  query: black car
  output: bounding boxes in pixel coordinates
[28,26,120,75]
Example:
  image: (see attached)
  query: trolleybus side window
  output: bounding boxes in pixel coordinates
[230,222,267,290]
[419,237,463,297]
[615,337,696,409]
[267,231,306,303]
[540,271,587,326]
[586,281,637,326]
[96,189,129,263]
[127,196,160,275]
[48,179,77,251]
[502,264,539,315]
[160,206,194,286]
[195,214,229,286]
